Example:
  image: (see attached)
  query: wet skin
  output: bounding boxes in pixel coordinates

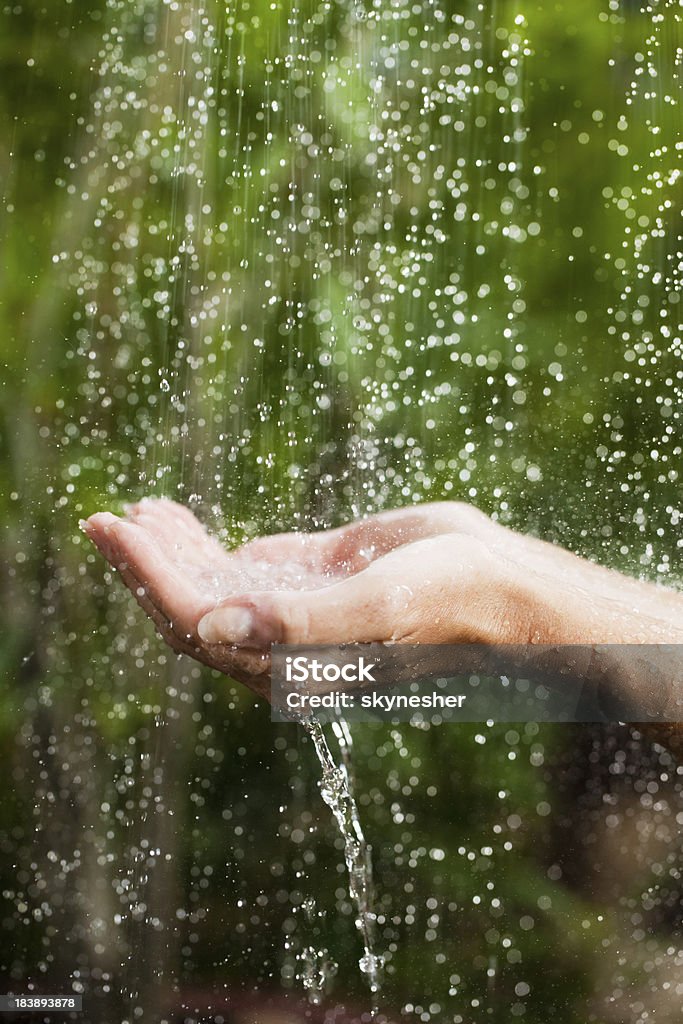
[82,499,683,725]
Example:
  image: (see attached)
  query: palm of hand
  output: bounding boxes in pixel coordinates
[83,499,345,695]
[83,498,504,697]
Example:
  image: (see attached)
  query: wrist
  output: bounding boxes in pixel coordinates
[507,568,683,646]
[491,565,569,646]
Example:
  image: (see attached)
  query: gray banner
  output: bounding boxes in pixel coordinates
[270,644,683,723]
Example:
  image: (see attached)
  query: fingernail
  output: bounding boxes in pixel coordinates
[198,606,254,644]
[78,519,89,531]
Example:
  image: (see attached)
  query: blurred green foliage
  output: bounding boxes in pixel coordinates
[0,0,681,1022]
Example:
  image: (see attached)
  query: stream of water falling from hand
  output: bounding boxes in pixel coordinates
[305,715,384,1002]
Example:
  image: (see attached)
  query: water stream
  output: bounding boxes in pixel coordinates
[306,716,383,995]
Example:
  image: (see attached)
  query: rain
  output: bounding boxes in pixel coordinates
[1,0,682,1021]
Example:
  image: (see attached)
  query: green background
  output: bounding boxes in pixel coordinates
[0,0,681,1021]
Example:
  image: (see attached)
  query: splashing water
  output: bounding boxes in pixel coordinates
[306,716,384,995]
[296,891,339,1006]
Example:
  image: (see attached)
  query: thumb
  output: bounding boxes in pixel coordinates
[196,571,403,646]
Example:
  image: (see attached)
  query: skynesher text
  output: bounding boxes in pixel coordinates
[285,691,468,711]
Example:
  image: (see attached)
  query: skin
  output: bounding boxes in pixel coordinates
[81,499,683,738]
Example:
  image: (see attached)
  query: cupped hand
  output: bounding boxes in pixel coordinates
[82,495,683,770]
[82,497,683,700]
[81,499,535,697]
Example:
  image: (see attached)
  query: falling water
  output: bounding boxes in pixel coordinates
[306,716,383,994]
[53,0,546,1001]
[1,0,681,1020]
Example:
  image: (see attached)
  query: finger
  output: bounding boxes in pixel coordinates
[128,497,210,541]
[126,498,230,569]
[196,564,407,646]
[116,559,273,698]
[325,503,493,568]
[81,512,123,566]
[115,560,194,654]
[238,502,492,575]
[197,531,500,648]
[82,513,273,695]
[82,510,120,539]
[237,507,445,570]
[101,518,210,638]
[82,514,197,651]
[114,556,268,688]
[152,497,214,535]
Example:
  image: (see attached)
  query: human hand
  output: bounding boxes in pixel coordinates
[81,500,525,698]
[82,498,683,702]
[81,498,290,699]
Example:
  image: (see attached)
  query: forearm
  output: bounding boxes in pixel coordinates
[519,563,683,646]
[509,566,683,726]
